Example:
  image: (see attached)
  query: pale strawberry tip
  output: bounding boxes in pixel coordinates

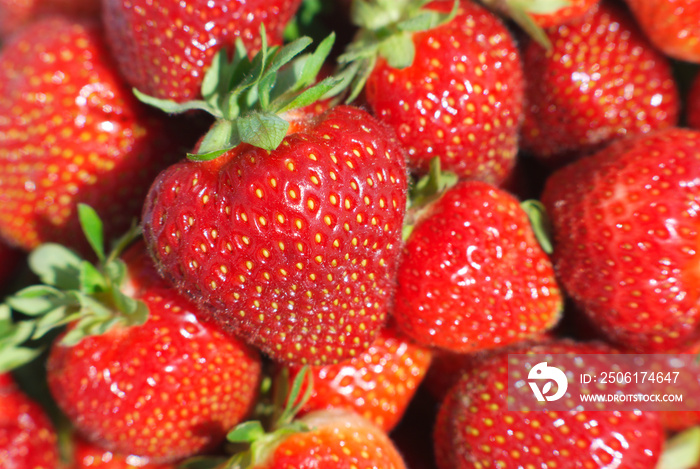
[133,27,344,159]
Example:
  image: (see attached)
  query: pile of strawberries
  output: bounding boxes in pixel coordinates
[0,0,699,467]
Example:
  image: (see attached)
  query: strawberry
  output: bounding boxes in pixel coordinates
[1,206,263,463]
[282,324,433,432]
[394,175,562,353]
[71,434,176,468]
[541,128,700,351]
[0,372,60,469]
[138,36,408,366]
[523,0,600,27]
[102,0,302,102]
[624,0,700,63]
[520,1,679,165]
[434,341,664,469]
[689,72,700,130]
[0,16,186,253]
[0,0,99,38]
[346,0,523,185]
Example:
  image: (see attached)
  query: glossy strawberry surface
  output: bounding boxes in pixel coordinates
[394,180,562,353]
[142,105,408,366]
[0,373,59,469]
[541,128,700,352]
[521,2,679,164]
[72,434,176,468]
[529,0,599,27]
[102,0,301,102]
[287,325,432,432]
[434,341,663,469]
[624,0,700,63]
[47,245,262,463]
[252,409,407,469]
[365,0,523,185]
[0,17,182,253]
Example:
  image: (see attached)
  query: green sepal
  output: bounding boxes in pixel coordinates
[28,244,82,291]
[377,31,415,69]
[77,204,105,262]
[189,119,239,160]
[6,285,73,317]
[237,112,290,152]
[509,0,570,14]
[111,285,149,326]
[396,0,459,32]
[133,89,221,118]
[505,5,552,50]
[227,420,267,443]
[0,346,43,373]
[520,200,554,255]
[79,261,107,294]
[657,426,700,469]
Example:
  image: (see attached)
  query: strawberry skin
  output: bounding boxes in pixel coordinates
[394,180,562,353]
[434,341,664,469]
[0,0,99,37]
[529,0,599,27]
[252,409,407,469]
[46,244,262,463]
[142,105,408,366]
[102,0,301,102]
[520,2,679,164]
[72,434,176,468]
[286,325,432,432]
[541,128,700,351]
[624,0,700,63]
[0,373,60,469]
[0,17,183,253]
[364,0,523,185]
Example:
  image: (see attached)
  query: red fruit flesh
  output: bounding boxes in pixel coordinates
[434,341,663,469]
[47,251,262,463]
[521,2,679,165]
[541,128,700,351]
[395,180,562,353]
[102,0,301,102]
[0,373,60,469]
[0,16,182,253]
[253,410,407,469]
[142,105,408,366]
[624,0,700,63]
[287,326,432,432]
[365,0,523,185]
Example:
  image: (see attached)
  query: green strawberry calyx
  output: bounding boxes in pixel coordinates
[134,28,345,160]
[0,204,147,373]
[520,199,554,254]
[338,0,459,102]
[657,426,700,469]
[182,367,314,469]
[479,0,572,49]
[403,157,459,240]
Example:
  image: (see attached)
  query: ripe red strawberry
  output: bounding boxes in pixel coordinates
[283,324,433,432]
[0,0,99,37]
[355,0,523,185]
[102,0,302,102]
[689,72,700,130]
[0,373,60,469]
[541,128,700,351]
[0,16,186,253]
[434,341,664,469]
[1,206,263,463]
[71,434,176,468]
[394,179,562,353]
[526,0,600,27]
[137,35,408,367]
[624,0,700,63]
[520,1,679,165]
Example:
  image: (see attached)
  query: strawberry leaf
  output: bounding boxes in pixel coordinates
[0,346,43,374]
[237,112,290,151]
[79,261,107,294]
[189,120,239,161]
[227,421,267,443]
[657,427,700,469]
[396,0,458,32]
[133,89,221,117]
[6,285,73,317]
[275,76,341,114]
[521,200,554,254]
[77,204,105,262]
[378,31,415,69]
[28,244,82,290]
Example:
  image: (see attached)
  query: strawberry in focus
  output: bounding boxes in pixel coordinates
[0,16,185,253]
[624,0,700,63]
[541,128,700,352]
[394,178,562,353]
[520,1,679,165]
[283,324,432,432]
[434,341,664,469]
[102,0,302,102]
[71,434,176,468]
[0,372,60,469]
[355,0,523,185]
